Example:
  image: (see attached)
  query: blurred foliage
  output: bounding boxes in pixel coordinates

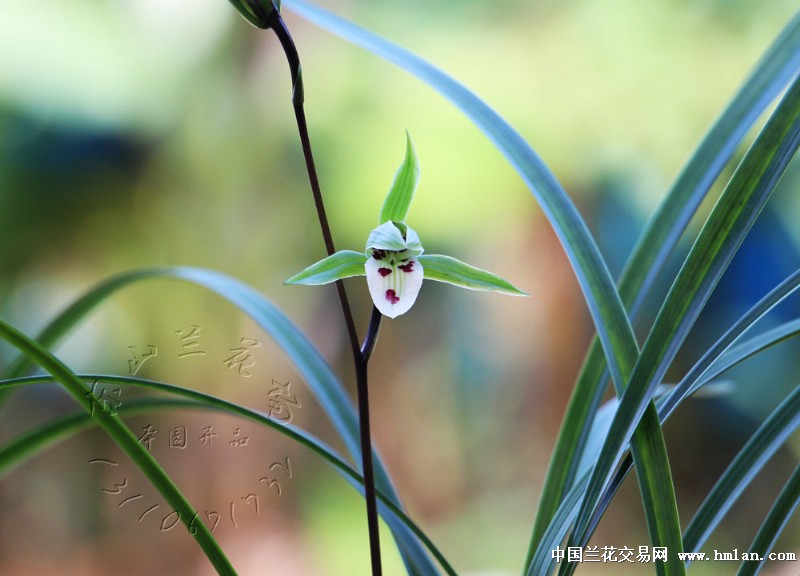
[1,0,800,574]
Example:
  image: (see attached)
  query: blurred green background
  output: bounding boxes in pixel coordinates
[1,0,800,574]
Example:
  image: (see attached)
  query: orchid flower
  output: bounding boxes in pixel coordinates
[286,134,527,318]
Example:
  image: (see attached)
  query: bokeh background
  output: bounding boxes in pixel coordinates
[1,0,800,574]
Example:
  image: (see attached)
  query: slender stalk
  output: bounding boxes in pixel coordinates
[355,306,385,574]
[268,10,361,358]
[361,306,383,361]
[268,9,384,574]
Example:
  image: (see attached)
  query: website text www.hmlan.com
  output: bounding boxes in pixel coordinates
[551,545,797,565]
[677,550,797,562]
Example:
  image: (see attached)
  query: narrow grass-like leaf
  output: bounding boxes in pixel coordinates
[527,464,627,576]
[527,472,590,576]
[549,305,800,574]
[702,319,800,389]
[530,344,608,562]
[683,384,800,557]
[570,71,800,553]
[418,254,528,295]
[563,269,800,546]
[619,10,800,320]
[379,132,420,225]
[736,463,800,576]
[573,311,800,569]
[576,382,729,478]
[658,269,800,421]
[0,397,200,474]
[4,272,159,380]
[285,250,367,285]
[575,399,617,478]
[572,314,800,566]
[530,10,800,559]
[3,267,439,575]
[0,375,457,576]
[0,321,237,575]
[586,415,682,576]
[558,405,683,576]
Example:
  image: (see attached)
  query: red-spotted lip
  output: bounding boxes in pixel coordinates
[365,254,424,318]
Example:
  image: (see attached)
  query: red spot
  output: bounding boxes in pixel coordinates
[372,249,386,260]
[378,268,392,277]
[398,262,414,273]
[385,289,400,304]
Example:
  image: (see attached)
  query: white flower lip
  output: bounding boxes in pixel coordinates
[365,248,424,318]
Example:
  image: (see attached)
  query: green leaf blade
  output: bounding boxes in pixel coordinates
[530,9,800,562]
[418,254,527,295]
[4,266,443,575]
[684,384,800,558]
[0,376,458,576]
[379,132,420,225]
[736,463,800,576]
[571,69,800,555]
[285,250,367,285]
[0,320,237,575]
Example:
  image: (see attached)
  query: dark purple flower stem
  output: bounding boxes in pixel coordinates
[266,7,383,575]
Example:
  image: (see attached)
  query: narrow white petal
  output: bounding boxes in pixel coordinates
[365,256,424,318]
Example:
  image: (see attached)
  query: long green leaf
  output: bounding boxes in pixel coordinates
[0,320,237,575]
[531,343,608,561]
[527,472,591,576]
[556,407,684,576]
[571,71,800,551]
[3,267,439,575]
[541,302,800,575]
[571,313,800,567]
[283,3,688,574]
[0,375,457,576]
[736,463,800,576]
[528,463,629,576]
[532,9,800,560]
[683,384,800,556]
[702,318,800,391]
[620,10,800,319]
[581,271,800,550]
[658,269,800,420]
[0,397,199,474]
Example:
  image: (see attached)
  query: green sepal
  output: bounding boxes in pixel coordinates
[285,250,367,285]
[418,254,528,295]
[379,132,420,225]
